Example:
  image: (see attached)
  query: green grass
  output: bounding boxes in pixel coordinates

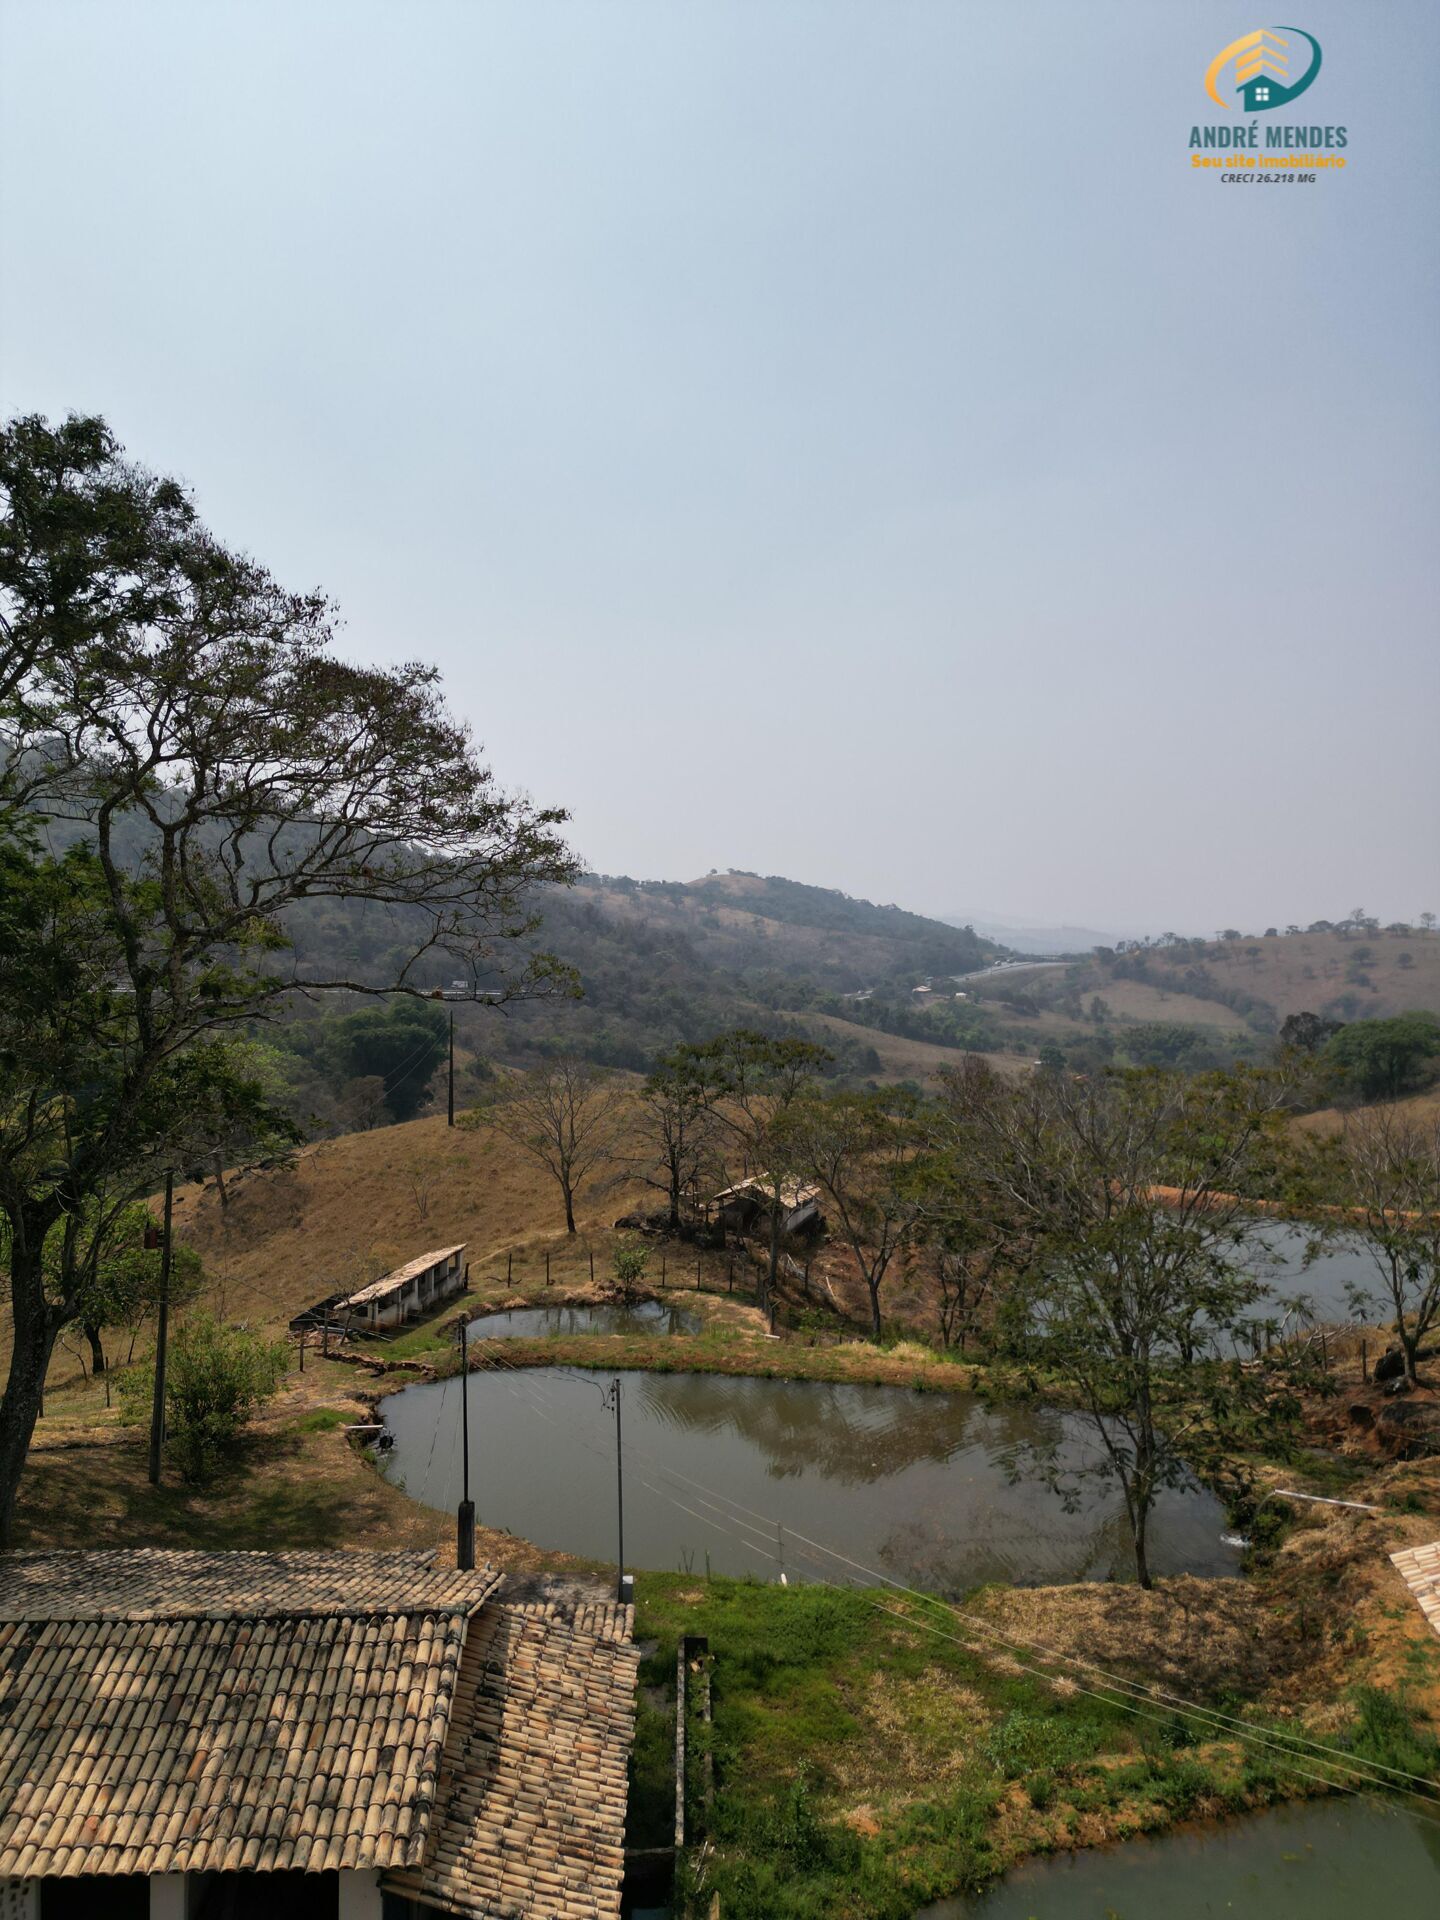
[633,1574,1141,1919]
[291,1407,349,1433]
[630,1572,1440,1919]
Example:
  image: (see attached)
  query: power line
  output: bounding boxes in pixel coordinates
[413,1356,1440,1804]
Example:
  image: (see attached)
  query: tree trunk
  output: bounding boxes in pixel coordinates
[84,1321,107,1375]
[564,1187,577,1235]
[213,1151,228,1209]
[668,1166,681,1233]
[0,1236,61,1548]
[1133,1502,1153,1591]
[868,1278,883,1342]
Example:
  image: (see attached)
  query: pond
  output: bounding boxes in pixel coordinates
[466,1300,703,1341]
[1255,1222,1382,1325]
[383,1369,1240,1588]
[919,1795,1440,1915]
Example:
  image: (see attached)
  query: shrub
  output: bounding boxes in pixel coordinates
[139,1313,288,1482]
[1344,1687,1440,1780]
[982,1709,1099,1779]
[612,1244,649,1299]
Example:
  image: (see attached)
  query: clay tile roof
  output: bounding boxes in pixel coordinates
[383,1594,639,1919]
[0,1551,503,1881]
[0,1549,497,1623]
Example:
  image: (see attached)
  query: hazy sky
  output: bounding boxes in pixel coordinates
[2,1,1436,934]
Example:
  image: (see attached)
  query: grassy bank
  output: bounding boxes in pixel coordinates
[630,1573,1440,1919]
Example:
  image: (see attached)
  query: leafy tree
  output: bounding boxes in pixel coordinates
[612,1243,649,1301]
[779,1088,930,1340]
[305,1002,448,1123]
[1279,1010,1344,1056]
[0,413,576,1541]
[635,1049,721,1230]
[1326,1109,1440,1386]
[121,1312,287,1482]
[468,1057,623,1234]
[1325,1013,1440,1102]
[1123,1022,1210,1069]
[0,1201,203,1378]
[684,1030,831,1309]
[936,1060,1293,1587]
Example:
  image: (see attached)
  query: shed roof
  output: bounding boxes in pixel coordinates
[709,1176,821,1213]
[342,1245,467,1309]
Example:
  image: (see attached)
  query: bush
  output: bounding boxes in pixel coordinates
[127,1313,289,1482]
[982,1708,1100,1779]
[612,1243,649,1299]
[1344,1687,1440,1779]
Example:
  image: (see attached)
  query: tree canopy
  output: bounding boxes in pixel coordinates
[0,412,577,1537]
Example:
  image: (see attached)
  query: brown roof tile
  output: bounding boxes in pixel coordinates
[383,1594,639,1919]
[0,1552,500,1880]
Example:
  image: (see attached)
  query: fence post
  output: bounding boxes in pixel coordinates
[1361,1337,1368,1382]
[545,1251,551,1288]
[727,1258,733,1293]
[697,1251,702,1290]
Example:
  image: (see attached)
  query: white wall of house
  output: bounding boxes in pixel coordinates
[150,1873,187,1918]
[0,1879,39,1919]
[337,1869,384,1919]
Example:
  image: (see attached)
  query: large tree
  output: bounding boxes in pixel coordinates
[936,1058,1293,1587]
[1327,1107,1440,1386]
[0,413,577,1539]
[683,1030,831,1310]
[779,1086,930,1340]
[635,1048,721,1231]
[468,1057,624,1234]
[1325,1013,1440,1103]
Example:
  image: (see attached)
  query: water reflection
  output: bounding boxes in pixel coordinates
[466,1300,702,1340]
[383,1369,1239,1589]
[1246,1222,1381,1323]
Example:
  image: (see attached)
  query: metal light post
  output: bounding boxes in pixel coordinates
[147,1170,174,1486]
[606,1376,628,1604]
[457,1317,475,1570]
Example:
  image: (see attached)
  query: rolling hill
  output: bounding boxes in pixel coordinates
[288,870,1005,1084]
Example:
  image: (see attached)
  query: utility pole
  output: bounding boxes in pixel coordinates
[147,1170,174,1487]
[457,1317,475,1570]
[447,1011,455,1128]
[607,1376,626,1603]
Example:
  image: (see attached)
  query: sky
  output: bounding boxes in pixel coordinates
[2,1,1436,936]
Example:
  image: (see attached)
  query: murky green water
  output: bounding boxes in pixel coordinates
[466,1300,702,1340]
[383,1368,1239,1588]
[920,1797,1440,1915]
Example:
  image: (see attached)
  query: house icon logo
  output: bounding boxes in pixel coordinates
[1204,27,1322,111]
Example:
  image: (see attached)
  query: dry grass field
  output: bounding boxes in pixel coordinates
[1129,929,1440,1025]
[808,1014,1030,1083]
[1084,979,1249,1031]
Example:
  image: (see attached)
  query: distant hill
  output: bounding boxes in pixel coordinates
[939,912,1129,956]
[480,871,1002,1074]
[956,926,1440,1063]
[283,869,1006,1085]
